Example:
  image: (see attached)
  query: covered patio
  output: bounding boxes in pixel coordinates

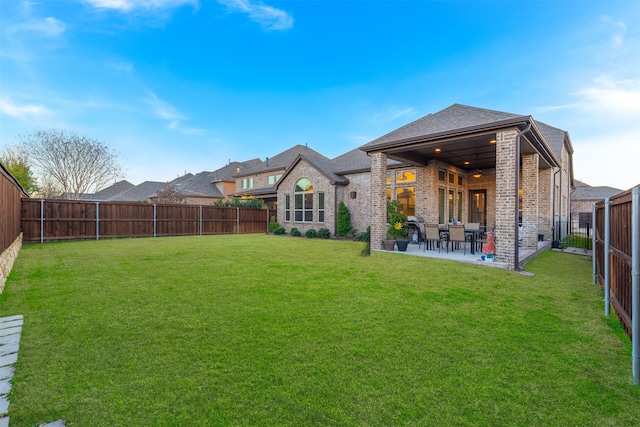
[360,104,573,271]
[378,240,549,271]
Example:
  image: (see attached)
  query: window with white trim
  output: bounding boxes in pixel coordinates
[285,194,290,221]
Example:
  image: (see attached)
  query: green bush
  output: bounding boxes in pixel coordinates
[212,197,264,208]
[305,229,318,239]
[268,215,280,233]
[336,202,352,237]
[273,227,286,235]
[317,228,331,239]
[290,228,301,237]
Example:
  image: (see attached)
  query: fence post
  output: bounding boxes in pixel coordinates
[593,203,597,285]
[96,202,100,240]
[604,197,611,317]
[40,199,44,244]
[153,204,157,238]
[199,205,203,236]
[631,186,639,385]
[236,207,240,234]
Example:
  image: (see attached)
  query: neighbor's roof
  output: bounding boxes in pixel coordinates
[330,148,403,174]
[94,180,135,200]
[360,104,527,150]
[236,144,328,176]
[572,183,623,201]
[108,181,166,202]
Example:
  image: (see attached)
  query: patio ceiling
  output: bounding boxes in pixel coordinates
[384,131,553,172]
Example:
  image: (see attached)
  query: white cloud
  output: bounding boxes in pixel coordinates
[218,0,293,31]
[145,92,203,135]
[0,97,50,118]
[82,0,198,12]
[9,16,66,36]
[572,75,640,117]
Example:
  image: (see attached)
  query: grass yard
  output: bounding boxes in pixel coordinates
[1,234,638,426]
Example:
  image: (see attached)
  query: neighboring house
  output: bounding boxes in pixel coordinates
[571,180,622,231]
[233,145,328,209]
[147,160,263,205]
[108,181,168,202]
[276,104,574,271]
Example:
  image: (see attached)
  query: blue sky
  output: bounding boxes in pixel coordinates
[1,0,639,190]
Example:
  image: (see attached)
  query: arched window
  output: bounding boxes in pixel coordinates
[294,178,313,222]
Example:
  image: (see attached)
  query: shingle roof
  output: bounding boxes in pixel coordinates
[572,183,622,201]
[169,171,224,198]
[536,121,572,160]
[361,104,527,150]
[108,181,166,202]
[211,159,262,181]
[94,180,135,199]
[237,144,328,176]
[330,148,402,174]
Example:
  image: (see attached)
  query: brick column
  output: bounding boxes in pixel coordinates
[495,129,517,270]
[538,168,552,241]
[416,162,438,223]
[521,153,539,250]
[370,152,388,250]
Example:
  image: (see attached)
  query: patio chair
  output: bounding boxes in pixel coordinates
[424,224,446,252]
[464,223,480,251]
[448,224,467,254]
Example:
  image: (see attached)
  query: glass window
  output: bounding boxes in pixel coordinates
[294,178,313,222]
[448,189,455,222]
[242,178,254,189]
[395,187,415,216]
[448,173,454,184]
[438,170,445,181]
[457,191,463,221]
[318,192,325,223]
[285,194,290,221]
[268,174,283,185]
[396,169,416,183]
[386,173,393,185]
[458,175,463,186]
[438,188,445,224]
[386,188,391,204]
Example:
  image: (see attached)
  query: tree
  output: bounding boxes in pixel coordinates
[21,129,123,200]
[0,146,39,195]
[154,184,187,204]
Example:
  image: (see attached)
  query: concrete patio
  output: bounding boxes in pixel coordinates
[376,240,551,271]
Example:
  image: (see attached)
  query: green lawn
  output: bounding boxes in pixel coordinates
[1,235,638,426]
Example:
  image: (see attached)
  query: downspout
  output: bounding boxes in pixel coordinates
[514,123,531,271]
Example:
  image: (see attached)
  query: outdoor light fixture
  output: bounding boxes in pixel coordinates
[435,148,442,152]
[472,169,482,179]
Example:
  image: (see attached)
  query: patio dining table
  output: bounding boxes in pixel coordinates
[438,225,482,255]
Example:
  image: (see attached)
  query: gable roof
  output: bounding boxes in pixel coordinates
[236,144,328,176]
[211,159,262,182]
[275,154,350,190]
[536,121,573,159]
[572,182,623,201]
[94,180,135,199]
[360,104,527,151]
[108,181,166,202]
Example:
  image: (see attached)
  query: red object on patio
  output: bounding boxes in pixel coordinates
[483,231,496,254]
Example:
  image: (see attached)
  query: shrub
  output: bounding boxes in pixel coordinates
[273,227,286,235]
[305,229,318,239]
[268,215,280,233]
[212,197,264,208]
[290,228,301,237]
[317,228,331,239]
[336,202,352,237]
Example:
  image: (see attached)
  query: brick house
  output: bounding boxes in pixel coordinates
[570,180,622,232]
[273,104,573,270]
[360,104,574,270]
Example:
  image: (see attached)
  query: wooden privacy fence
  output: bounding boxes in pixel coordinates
[594,187,638,339]
[1,164,27,253]
[594,186,639,384]
[21,199,272,243]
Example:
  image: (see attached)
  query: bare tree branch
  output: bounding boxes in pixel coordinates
[21,129,124,199]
